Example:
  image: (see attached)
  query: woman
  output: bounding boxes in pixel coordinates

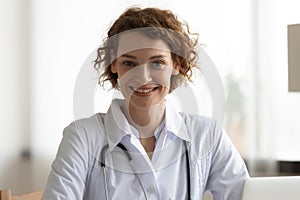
[42,7,249,200]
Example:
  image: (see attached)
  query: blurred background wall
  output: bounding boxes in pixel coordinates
[1,0,300,194]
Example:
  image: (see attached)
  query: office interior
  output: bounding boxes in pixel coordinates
[1,0,300,195]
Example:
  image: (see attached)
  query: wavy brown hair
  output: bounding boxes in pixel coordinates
[94,7,199,92]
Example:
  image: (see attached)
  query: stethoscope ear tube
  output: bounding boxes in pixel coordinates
[116,143,132,161]
[184,141,191,199]
[102,167,109,200]
[100,143,132,167]
[99,141,191,200]
[99,143,148,199]
[100,145,109,167]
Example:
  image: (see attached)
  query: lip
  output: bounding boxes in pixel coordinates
[130,86,159,97]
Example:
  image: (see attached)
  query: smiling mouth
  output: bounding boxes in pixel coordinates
[130,86,159,94]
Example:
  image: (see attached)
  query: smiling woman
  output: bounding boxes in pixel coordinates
[41,6,249,200]
[111,39,176,140]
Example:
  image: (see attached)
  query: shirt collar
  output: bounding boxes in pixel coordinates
[129,118,165,140]
[104,98,191,150]
[165,97,191,142]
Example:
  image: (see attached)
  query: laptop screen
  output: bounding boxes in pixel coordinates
[242,176,300,200]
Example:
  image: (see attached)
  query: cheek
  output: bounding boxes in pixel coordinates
[117,69,138,94]
[118,68,137,82]
[115,67,128,78]
[153,73,170,84]
[151,69,173,86]
[118,66,174,89]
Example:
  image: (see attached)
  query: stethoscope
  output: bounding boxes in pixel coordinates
[99,141,191,200]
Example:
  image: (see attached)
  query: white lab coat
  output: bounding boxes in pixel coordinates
[42,99,249,200]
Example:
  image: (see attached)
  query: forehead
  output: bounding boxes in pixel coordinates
[116,31,171,58]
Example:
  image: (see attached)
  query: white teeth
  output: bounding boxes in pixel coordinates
[135,88,154,93]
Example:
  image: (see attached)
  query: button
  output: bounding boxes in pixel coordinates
[146,185,156,194]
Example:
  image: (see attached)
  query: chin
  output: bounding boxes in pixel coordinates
[129,97,164,110]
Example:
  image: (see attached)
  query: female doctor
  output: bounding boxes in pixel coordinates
[42,7,249,200]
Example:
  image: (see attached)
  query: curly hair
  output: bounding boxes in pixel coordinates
[94,7,199,92]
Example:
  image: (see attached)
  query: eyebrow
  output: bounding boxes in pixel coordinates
[120,54,167,60]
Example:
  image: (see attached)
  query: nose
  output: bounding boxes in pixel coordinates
[138,64,152,83]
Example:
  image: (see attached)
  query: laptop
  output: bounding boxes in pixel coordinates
[242,176,300,200]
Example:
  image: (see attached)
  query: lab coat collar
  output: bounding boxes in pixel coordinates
[165,97,191,142]
[103,99,131,150]
[104,98,191,150]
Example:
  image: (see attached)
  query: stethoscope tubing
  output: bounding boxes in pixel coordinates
[99,141,191,200]
[184,140,191,199]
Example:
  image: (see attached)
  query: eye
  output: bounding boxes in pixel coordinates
[122,61,136,67]
[150,61,166,69]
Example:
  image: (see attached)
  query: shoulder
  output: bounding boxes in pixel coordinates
[180,113,218,132]
[66,113,106,133]
[62,113,107,153]
[180,112,222,142]
[179,113,223,158]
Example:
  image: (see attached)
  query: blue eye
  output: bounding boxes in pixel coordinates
[123,61,136,67]
[150,61,165,69]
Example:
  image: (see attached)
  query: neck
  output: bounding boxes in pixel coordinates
[122,101,165,138]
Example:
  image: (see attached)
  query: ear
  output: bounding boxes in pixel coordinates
[110,50,117,73]
[111,62,117,73]
[172,65,180,75]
